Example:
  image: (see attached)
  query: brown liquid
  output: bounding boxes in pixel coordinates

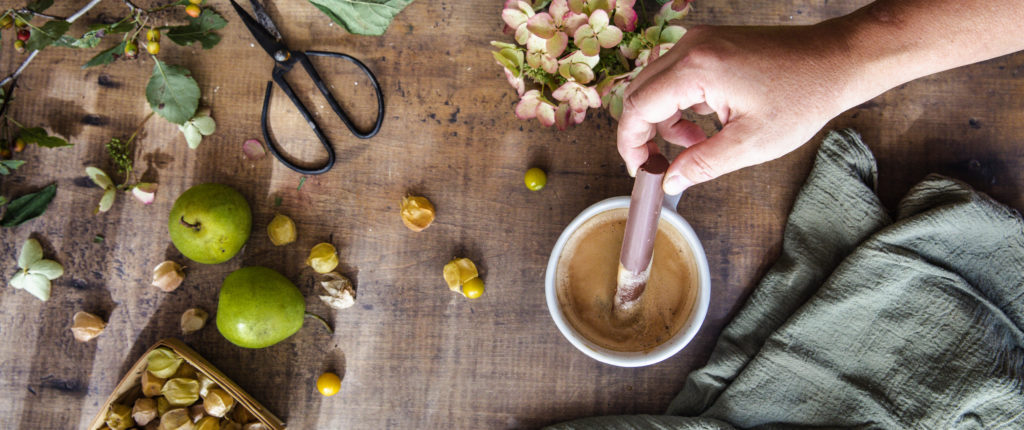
[556,208,698,352]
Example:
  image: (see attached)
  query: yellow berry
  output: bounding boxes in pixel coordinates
[185,4,201,18]
[146,40,160,55]
[524,167,547,191]
[189,0,202,4]
[307,242,339,274]
[316,372,341,396]
[267,213,297,246]
[462,277,484,299]
[146,29,160,42]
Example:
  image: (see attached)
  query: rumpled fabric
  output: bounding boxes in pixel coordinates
[548,130,1024,429]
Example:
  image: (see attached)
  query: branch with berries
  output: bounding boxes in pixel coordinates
[0,0,225,223]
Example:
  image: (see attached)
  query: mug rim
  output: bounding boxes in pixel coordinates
[544,196,710,367]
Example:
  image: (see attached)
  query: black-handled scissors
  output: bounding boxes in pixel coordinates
[229,0,384,175]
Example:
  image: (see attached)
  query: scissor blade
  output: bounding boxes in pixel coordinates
[228,0,287,60]
[248,0,282,41]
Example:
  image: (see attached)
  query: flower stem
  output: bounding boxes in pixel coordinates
[305,312,334,334]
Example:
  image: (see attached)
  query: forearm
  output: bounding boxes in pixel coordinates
[829,0,1024,111]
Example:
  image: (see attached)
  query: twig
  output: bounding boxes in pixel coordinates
[16,8,65,21]
[0,0,104,87]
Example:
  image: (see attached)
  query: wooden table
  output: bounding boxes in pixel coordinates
[2,1,1022,428]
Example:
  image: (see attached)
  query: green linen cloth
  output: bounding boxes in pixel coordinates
[549,130,1024,429]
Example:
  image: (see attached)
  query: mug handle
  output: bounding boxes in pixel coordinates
[663,191,683,212]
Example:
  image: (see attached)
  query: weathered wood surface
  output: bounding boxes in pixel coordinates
[1,0,1022,428]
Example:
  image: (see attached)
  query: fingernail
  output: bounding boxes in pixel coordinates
[663,174,691,195]
[627,165,637,178]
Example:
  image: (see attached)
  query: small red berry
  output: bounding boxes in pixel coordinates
[17,29,30,41]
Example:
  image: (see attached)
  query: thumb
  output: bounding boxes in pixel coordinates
[662,120,761,194]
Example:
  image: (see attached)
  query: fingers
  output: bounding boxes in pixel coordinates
[618,67,706,176]
[617,114,656,177]
[656,113,706,148]
[662,120,760,194]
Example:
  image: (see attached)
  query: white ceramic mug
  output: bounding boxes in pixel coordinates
[544,193,710,367]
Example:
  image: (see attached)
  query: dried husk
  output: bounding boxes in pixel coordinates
[162,378,200,407]
[152,261,185,292]
[106,403,134,430]
[71,311,106,342]
[180,308,209,335]
[132,398,158,426]
[142,371,166,397]
[203,388,235,418]
[159,408,195,430]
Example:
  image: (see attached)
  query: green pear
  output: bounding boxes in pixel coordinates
[168,183,251,264]
[216,266,306,348]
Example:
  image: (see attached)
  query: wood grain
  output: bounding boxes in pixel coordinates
[1,1,1022,428]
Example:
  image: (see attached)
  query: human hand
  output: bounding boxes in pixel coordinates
[617,24,858,194]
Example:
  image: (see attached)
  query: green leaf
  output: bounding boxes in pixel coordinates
[27,0,54,13]
[18,127,72,148]
[102,21,136,34]
[165,9,227,49]
[26,20,71,52]
[0,184,56,227]
[0,196,7,206]
[0,160,26,175]
[83,41,126,68]
[147,59,200,124]
[306,0,413,36]
[53,26,110,49]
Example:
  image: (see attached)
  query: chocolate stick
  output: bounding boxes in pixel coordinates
[615,152,669,317]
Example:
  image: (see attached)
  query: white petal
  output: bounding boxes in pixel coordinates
[98,188,116,212]
[28,259,64,280]
[18,238,43,269]
[132,183,158,204]
[182,123,202,149]
[191,116,216,136]
[10,271,27,289]
[22,274,51,301]
[85,167,114,190]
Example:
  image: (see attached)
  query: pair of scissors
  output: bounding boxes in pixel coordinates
[229,0,384,175]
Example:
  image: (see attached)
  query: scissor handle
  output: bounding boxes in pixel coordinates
[261,78,336,175]
[260,51,385,175]
[303,50,385,139]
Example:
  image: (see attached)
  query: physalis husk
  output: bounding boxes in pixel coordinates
[162,377,200,406]
[267,213,297,246]
[319,272,356,310]
[442,258,484,298]
[401,196,435,232]
[147,347,183,379]
[307,242,339,274]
